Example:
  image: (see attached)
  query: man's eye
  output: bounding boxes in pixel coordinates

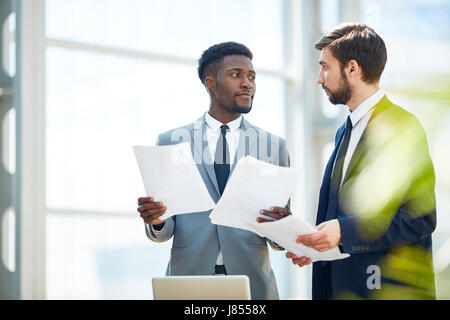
[249,75,256,80]
[231,72,239,77]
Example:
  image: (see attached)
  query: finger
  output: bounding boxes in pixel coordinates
[137,197,156,205]
[140,206,166,216]
[259,209,286,221]
[257,217,276,223]
[299,241,322,249]
[292,256,308,264]
[259,210,281,219]
[297,230,325,244]
[315,245,332,252]
[316,222,327,230]
[298,258,312,267]
[269,206,290,216]
[296,256,312,264]
[296,260,308,267]
[142,212,167,223]
[308,243,332,252]
[286,252,298,259]
[138,197,153,205]
[292,256,310,266]
[301,240,327,250]
[140,207,167,218]
[138,202,164,212]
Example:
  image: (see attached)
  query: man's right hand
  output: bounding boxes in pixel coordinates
[137,197,167,226]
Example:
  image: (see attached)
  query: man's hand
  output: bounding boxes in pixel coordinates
[286,252,312,267]
[257,206,291,223]
[296,219,342,252]
[137,197,166,226]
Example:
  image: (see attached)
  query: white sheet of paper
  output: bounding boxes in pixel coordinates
[133,143,215,220]
[209,155,349,262]
[251,215,350,262]
[209,155,300,232]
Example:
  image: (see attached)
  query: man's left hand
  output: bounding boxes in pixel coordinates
[257,206,291,223]
[296,219,342,252]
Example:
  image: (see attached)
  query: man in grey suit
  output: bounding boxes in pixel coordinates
[137,42,290,300]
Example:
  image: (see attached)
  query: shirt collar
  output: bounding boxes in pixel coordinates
[349,89,384,127]
[205,112,243,132]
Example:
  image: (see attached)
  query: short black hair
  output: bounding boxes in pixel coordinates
[197,41,253,84]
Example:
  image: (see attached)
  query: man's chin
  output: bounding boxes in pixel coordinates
[329,96,348,106]
[329,97,344,105]
[233,105,252,114]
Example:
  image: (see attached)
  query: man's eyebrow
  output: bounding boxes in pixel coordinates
[226,67,256,73]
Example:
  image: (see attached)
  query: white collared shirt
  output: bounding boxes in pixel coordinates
[341,89,385,185]
[204,112,242,164]
[205,112,243,266]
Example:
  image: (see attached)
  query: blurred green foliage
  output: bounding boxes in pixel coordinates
[388,75,450,105]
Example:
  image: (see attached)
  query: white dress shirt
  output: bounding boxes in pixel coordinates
[340,89,385,185]
[205,112,243,265]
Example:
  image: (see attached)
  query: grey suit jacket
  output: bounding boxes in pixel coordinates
[145,114,290,300]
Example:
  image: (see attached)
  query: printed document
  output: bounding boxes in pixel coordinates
[252,215,350,262]
[209,156,349,262]
[209,156,300,231]
[133,143,215,220]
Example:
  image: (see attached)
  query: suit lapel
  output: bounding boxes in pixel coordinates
[230,117,257,174]
[341,95,392,186]
[191,114,221,197]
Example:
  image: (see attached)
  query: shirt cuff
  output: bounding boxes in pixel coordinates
[146,223,166,235]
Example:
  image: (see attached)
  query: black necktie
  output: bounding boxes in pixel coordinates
[325,116,353,221]
[214,125,230,195]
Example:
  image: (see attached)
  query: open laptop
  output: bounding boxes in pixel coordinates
[152,275,251,300]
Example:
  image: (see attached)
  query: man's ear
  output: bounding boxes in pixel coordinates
[346,59,360,80]
[205,76,215,94]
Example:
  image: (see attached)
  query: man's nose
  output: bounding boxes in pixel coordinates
[317,70,324,85]
[241,78,253,89]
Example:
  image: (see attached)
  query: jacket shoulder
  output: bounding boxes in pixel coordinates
[246,122,287,147]
[157,122,194,146]
[376,102,426,135]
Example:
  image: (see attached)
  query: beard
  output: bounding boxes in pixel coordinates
[229,95,253,114]
[324,73,352,105]
[232,104,252,114]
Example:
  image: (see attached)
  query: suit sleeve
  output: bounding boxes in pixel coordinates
[143,133,176,243]
[339,208,435,254]
[145,217,175,243]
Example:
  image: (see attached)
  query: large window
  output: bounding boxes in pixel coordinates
[45,0,289,299]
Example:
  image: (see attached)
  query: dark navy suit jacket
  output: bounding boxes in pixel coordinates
[313,96,437,300]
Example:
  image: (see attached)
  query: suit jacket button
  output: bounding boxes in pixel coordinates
[351,246,356,251]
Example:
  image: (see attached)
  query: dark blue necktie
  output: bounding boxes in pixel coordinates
[325,116,353,221]
[214,125,230,195]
